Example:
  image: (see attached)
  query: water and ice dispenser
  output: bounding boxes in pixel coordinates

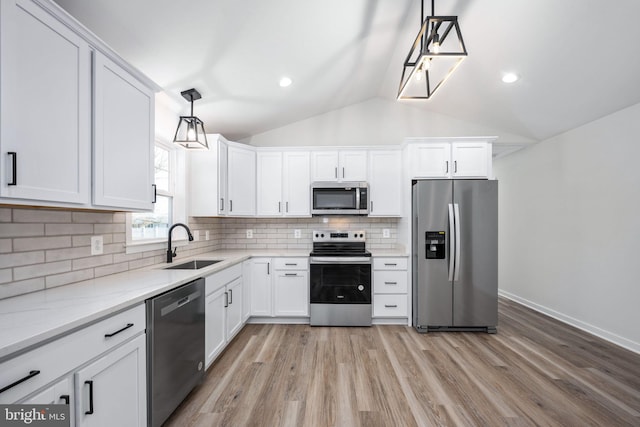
[425,231,446,259]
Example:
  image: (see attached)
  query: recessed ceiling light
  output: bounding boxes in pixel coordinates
[279,77,293,88]
[501,73,519,83]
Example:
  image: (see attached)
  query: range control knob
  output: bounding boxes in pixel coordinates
[357,284,365,291]
[315,233,319,237]
[360,233,364,238]
[321,234,325,238]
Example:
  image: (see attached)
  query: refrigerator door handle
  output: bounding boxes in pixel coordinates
[454,203,461,281]
[448,203,455,281]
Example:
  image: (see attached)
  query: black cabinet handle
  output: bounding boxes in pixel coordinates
[286,201,289,213]
[267,262,270,275]
[8,152,17,186]
[445,160,449,174]
[384,263,397,267]
[152,184,157,203]
[104,323,134,338]
[85,380,94,415]
[230,200,233,212]
[285,273,297,277]
[228,289,233,304]
[454,160,458,173]
[385,304,398,308]
[0,370,40,394]
[220,198,224,211]
[60,394,70,405]
[224,291,228,308]
[278,201,281,213]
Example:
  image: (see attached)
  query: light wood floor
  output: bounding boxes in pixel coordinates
[166,298,640,426]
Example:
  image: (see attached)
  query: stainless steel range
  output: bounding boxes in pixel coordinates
[309,230,372,326]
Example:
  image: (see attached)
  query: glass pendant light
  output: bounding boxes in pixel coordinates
[173,88,209,150]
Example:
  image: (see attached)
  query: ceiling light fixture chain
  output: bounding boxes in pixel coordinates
[397,0,467,100]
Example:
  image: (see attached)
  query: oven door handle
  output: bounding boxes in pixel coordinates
[310,257,372,264]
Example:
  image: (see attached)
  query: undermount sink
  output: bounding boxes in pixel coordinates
[164,260,222,270]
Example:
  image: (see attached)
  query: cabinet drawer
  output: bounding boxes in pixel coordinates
[373,271,408,293]
[0,304,144,403]
[273,257,309,270]
[205,263,242,295]
[373,257,408,270]
[373,295,408,318]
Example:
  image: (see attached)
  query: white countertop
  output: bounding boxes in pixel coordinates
[0,248,405,361]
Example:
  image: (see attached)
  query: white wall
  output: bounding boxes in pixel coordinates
[243,97,535,147]
[494,102,640,352]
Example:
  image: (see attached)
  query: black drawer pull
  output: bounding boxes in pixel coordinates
[0,370,40,394]
[385,304,398,308]
[60,394,70,405]
[104,323,134,338]
[384,263,397,267]
[384,281,398,285]
[152,184,157,203]
[85,380,94,414]
[8,152,17,186]
[285,263,297,266]
[285,273,297,277]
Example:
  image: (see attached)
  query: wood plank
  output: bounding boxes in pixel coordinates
[166,298,640,426]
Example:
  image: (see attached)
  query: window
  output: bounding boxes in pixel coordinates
[126,142,186,252]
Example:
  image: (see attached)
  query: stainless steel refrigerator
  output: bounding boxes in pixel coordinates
[412,179,498,333]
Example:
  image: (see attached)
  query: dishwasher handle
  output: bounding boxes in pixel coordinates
[160,289,202,317]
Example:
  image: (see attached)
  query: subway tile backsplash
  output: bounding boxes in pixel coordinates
[0,207,399,299]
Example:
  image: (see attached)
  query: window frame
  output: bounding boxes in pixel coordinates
[125,140,187,254]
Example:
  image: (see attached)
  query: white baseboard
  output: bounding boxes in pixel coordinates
[498,290,640,354]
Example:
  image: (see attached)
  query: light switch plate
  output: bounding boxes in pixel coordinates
[193,230,200,241]
[205,230,210,240]
[382,229,390,238]
[91,235,103,255]
[294,229,301,238]
[246,229,253,239]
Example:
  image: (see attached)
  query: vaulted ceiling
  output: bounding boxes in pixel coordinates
[54,0,640,144]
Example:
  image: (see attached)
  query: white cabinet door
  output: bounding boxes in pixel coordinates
[368,150,402,217]
[93,52,154,210]
[228,146,256,216]
[189,138,227,216]
[242,260,252,322]
[410,143,451,178]
[250,258,272,316]
[256,151,283,216]
[451,142,490,178]
[0,0,91,205]
[282,151,311,216]
[75,334,146,427]
[339,151,368,181]
[274,271,309,316]
[311,151,339,181]
[226,277,243,339]
[205,287,226,368]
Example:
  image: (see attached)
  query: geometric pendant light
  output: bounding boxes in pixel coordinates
[173,88,209,149]
[397,0,467,100]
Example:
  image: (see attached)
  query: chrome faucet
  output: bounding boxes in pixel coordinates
[167,223,194,263]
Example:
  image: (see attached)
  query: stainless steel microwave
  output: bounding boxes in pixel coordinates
[311,182,369,215]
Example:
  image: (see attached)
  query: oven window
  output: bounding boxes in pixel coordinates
[313,189,356,209]
[310,263,371,304]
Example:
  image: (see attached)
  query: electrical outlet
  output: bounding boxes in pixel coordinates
[205,230,210,240]
[246,229,253,239]
[91,235,103,255]
[294,229,301,239]
[382,229,390,238]
[193,230,200,241]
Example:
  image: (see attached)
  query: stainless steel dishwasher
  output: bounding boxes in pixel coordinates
[146,278,205,427]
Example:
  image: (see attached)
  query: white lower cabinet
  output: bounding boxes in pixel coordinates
[250,257,309,318]
[204,264,245,368]
[75,334,146,427]
[373,257,409,319]
[0,304,146,426]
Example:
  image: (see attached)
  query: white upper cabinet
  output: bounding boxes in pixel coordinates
[190,136,228,216]
[282,151,310,216]
[227,145,256,216]
[368,150,402,217]
[256,151,283,216]
[0,0,157,211]
[0,0,91,205]
[450,141,491,178]
[311,150,367,182]
[408,139,493,179]
[257,150,310,217]
[92,52,154,210]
